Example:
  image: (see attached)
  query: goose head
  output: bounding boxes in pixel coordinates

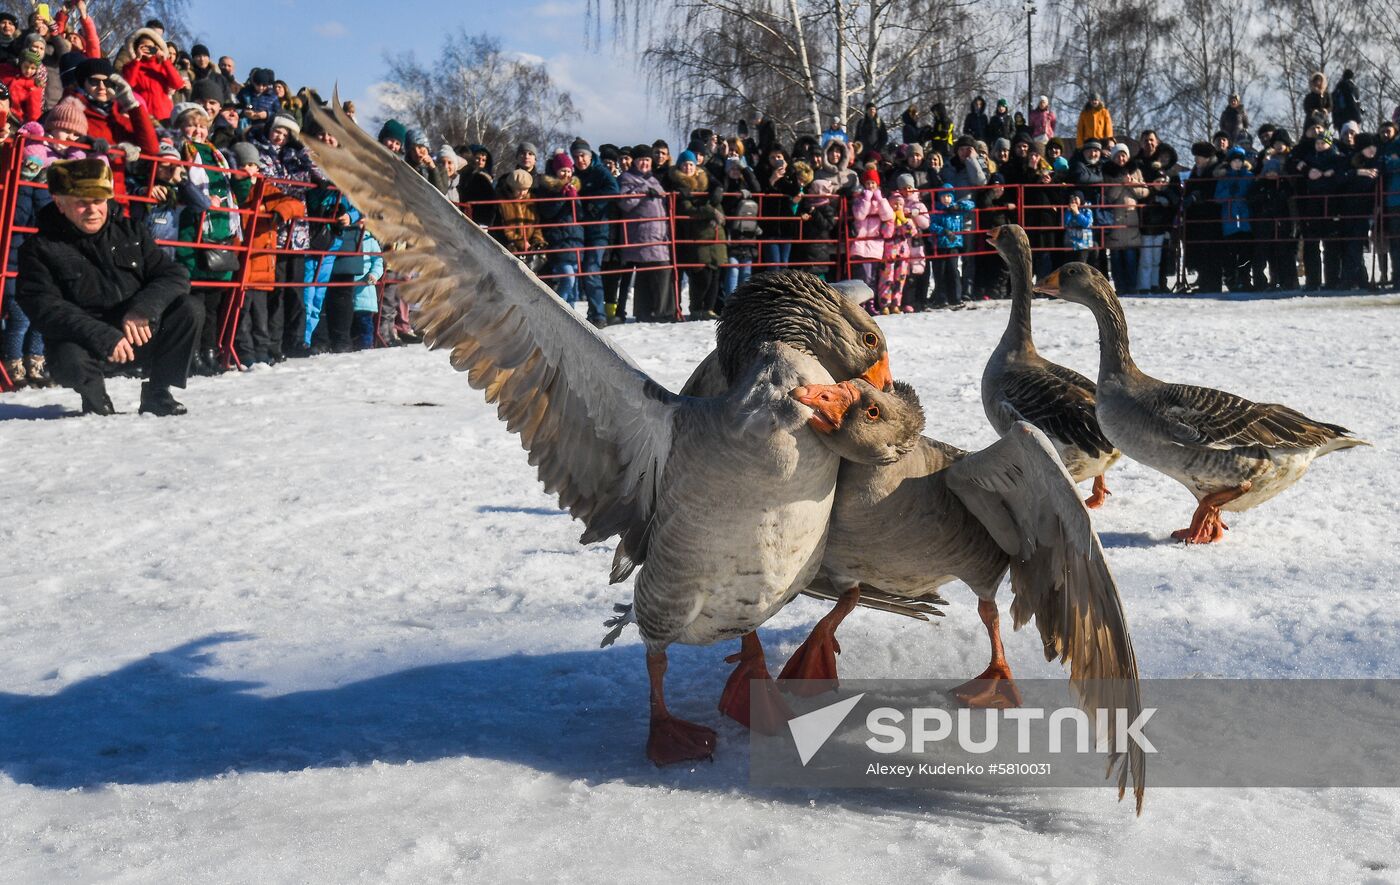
[988,224,1032,264]
[789,379,924,465]
[717,270,893,391]
[1033,262,1112,306]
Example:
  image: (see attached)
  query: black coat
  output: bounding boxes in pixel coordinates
[17,202,191,357]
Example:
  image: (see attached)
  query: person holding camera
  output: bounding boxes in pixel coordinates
[116,26,182,123]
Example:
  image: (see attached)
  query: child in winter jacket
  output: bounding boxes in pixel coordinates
[332,229,385,351]
[2,133,54,388]
[1063,191,1095,262]
[792,177,838,280]
[230,145,306,364]
[1214,146,1255,291]
[927,184,977,308]
[893,177,932,310]
[878,191,919,313]
[849,166,893,293]
[0,48,45,123]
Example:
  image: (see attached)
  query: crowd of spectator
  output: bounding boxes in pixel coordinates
[1,0,1398,401]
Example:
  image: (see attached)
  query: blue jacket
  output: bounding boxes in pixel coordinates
[1215,168,1254,235]
[1381,138,1400,211]
[1063,206,1094,250]
[928,196,976,252]
[573,162,619,246]
[334,229,385,313]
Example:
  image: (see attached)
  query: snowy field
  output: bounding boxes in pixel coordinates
[2,293,1399,883]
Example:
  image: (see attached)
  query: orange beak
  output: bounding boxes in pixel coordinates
[1034,268,1061,298]
[791,382,860,434]
[859,352,893,392]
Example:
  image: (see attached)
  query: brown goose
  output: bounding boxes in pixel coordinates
[1038,263,1369,543]
[300,99,894,765]
[983,225,1120,508]
[785,379,1145,811]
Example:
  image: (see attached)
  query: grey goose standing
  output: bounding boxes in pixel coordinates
[982,225,1121,508]
[300,98,895,765]
[1037,263,1368,543]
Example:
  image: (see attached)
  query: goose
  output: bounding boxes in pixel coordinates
[299,99,895,765]
[982,225,1120,509]
[1036,263,1369,543]
[786,378,1146,811]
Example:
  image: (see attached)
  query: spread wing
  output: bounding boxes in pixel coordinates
[302,96,679,583]
[997,363,1115,458]
[1144,382,1355,451]
[945,422,1145,813]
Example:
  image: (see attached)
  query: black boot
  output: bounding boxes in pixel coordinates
[80,388,116,416]
[139,382,187,417]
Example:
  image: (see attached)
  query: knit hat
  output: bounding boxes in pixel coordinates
[437,144,463,164]
[954,134,976,150]
[569,137,592,157]
[44,98,88,136]
[860,165,880,186]
[191,43,210,57]
[377,119,407,144]
[157,142,181,160]
[1340,120,1361,135]
[19,47,42,67]
[996,98,1008,108]
[893,173,915,190]
[48,158,114,200]
[993,137,1011,153]
[1271,129,1293,148]
[988,172,1006,185]
[1068,189,1085,201]
[1082,140,1103,152]
[516,141,539,157]
[232,142,261,167]
[1110,143,1130,157]
[1052,156,1069,172]
[403,127,427,148]
[270,113,300,137]
[0,12,16,25]
[1227,145,1247,160]
[546,150,574,174]
[1314,130,1334,146]
[170,102,206,124]
[1038,94,1049,106]
[598,144,619,164]
[676,149,697,166]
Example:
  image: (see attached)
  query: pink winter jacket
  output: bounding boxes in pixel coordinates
[850,187,893,260]
[1030,107,1057,140]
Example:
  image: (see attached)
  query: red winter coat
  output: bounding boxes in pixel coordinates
[0,64,43,123]
[120,56,184,123]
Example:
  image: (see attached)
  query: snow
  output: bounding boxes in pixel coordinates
[2,293,1399,883]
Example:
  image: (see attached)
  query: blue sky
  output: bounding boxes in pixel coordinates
[182,0,666,147]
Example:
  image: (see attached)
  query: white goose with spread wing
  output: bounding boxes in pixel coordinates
[1038,262,1369,543]
[300,99,895,765]
[982,225,1121,508]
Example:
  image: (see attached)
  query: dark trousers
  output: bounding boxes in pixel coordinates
[277,253,305,355]
[631,264,673,321]
[1188,241,1222,292]
[930,255,961,306]
[352,311,376,350]
[48,293,203,399]
[235,288,272,363]
[604,264,633,319]
[195,284,226,351]
[686,265,719,316]
[319,274,356,352]
[906,266,931,310]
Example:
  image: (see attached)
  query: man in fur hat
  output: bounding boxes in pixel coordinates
[16,159,201,415]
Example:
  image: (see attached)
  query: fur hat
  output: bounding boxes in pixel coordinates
[377,119,407,145]
[250,68,276,87]
[232,141,261,167]
[631,144,654,162]
[48,158,114,200]
[1190,141,1216,158]
[1270,128,1294,148]
[44,98,88,136]
[270,113,300,138]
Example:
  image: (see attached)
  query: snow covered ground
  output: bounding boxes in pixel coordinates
[2,293,1399,883]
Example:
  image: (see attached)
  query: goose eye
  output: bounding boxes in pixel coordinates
[862,332,879,348]
[866,405,881,420]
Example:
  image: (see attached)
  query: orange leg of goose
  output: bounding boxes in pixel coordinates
[951,599,1023,709]
[717,632,793,735]
[647,649,717,766]
[777,586,862,697]
[1084,474,1111,509]
[1171,482,1252,545]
